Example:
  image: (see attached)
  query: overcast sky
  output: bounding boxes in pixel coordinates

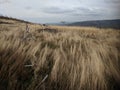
[0,0,120,23]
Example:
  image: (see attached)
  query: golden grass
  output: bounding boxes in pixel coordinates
[0,22,120,90]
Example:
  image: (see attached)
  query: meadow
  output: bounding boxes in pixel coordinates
[0,18,120,90]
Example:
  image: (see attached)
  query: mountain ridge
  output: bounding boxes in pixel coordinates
[67,19,120,29]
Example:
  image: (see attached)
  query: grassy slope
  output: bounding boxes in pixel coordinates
[0,18,120,90]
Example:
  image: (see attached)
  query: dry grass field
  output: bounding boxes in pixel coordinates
[0,18,120,90]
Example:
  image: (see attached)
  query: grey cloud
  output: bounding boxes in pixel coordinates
[68,7,108,22]
[42,7,75,14]
[104,0,120,14]
[25,6,32,10]
[104,0,120,7]
[42,6,99,15]
[72,13,102,17]
[42,6,104,18]
[71,7,103,16]
[75,7,93,13]
[0,13,3,16]
[0,0,10,4]
[105,0,120,3]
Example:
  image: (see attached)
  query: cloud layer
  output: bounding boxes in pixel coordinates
[0,0,120,23]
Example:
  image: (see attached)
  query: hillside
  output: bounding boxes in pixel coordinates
[0,16,32,24]
[67,19,120,29]
[0,17,120,90]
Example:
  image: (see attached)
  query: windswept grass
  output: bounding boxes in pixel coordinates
[0,23,120,90]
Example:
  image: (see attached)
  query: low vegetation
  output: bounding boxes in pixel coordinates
[0,20,120,90]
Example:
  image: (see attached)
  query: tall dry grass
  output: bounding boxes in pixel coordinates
[0,24,120,90]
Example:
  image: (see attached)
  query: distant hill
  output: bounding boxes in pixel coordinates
[67,19,120,29]
[0,16,32,24]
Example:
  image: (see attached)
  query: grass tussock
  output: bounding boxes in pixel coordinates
[0,24,120,90]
